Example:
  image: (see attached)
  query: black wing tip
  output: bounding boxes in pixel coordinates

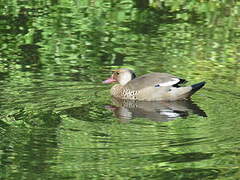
[173,78,188,87]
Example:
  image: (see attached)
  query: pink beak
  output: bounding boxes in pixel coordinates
[102,77,116,84]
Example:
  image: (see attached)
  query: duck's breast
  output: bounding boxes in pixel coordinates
[111,84,139,100]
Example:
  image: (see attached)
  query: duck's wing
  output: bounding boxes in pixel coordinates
[125,73,186,91]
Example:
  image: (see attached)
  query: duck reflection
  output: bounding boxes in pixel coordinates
[106,98,207,122]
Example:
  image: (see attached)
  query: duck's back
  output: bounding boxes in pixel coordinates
[125,73,182,91]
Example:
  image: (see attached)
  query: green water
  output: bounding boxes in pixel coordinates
[0,0,240,179]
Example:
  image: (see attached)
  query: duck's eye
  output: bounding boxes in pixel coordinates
[116,72,120,75]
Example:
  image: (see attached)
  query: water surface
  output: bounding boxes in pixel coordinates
[0,0,240,179]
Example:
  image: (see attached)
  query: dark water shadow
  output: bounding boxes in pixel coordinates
[106,98,207,122]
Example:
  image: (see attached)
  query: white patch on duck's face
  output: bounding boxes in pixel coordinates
[155,78,180,87]
[118,71,133,86]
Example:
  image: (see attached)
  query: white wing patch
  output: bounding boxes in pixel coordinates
[155,78,180,87]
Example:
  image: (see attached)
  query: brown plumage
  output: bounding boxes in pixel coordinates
[103,68,206,101]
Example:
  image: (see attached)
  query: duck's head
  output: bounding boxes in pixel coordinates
[103,68,136,86]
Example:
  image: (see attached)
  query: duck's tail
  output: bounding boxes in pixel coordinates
[191,81,206,94]
[179,81,206,100]
[167,81,206,101]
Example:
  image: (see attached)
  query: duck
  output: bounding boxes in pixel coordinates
[103,68,206,101]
